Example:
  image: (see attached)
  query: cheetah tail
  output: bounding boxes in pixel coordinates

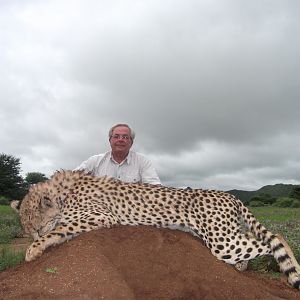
[238,200,300,290]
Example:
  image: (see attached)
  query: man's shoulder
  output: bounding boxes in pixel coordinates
[130,151,144,158]
[129,151,151,162]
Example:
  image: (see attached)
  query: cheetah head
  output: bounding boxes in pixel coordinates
[11,171,73,241]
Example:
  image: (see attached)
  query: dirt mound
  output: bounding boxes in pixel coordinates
[0,226,299,300]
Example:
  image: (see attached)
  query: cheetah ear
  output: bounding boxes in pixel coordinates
[10,200,20,213]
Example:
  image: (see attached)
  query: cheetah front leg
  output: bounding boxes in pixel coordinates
[25,225,79,261]
[26,212,119,261]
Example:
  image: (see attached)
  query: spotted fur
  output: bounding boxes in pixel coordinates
[12,171,300,290]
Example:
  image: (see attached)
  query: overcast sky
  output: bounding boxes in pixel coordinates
[1,0,300,191]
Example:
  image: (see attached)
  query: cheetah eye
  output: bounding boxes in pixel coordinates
[41,196,53,209]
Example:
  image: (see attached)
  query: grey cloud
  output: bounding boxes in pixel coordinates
[1,0,300,190]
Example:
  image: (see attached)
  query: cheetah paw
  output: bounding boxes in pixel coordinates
[25,244,43,261]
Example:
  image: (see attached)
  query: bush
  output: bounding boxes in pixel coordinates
[273,197,294,207]
[290,199,300,208]
[249,200,264,207]
[0,247,25,271]
[0,207,23,244]
[0,196,9,206]
[249,193,276,206]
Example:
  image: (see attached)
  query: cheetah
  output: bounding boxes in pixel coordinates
[11,170,300,290]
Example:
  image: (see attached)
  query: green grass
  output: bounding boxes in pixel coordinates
[0,247,25,271]
[0,205,23,244]
[248,207,300,273]
[250,207,300,256]
[250,207,300,222]
[0,205,25,271]
[0,205,15,214]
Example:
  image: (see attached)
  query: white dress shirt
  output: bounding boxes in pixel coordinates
[74,151,161,185]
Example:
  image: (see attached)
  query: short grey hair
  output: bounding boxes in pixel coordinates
[108,123,135,140]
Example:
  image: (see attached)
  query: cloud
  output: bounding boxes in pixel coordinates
[1,0,300,190]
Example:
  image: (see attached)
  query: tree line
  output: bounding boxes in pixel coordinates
[247,190,300,208]
[0,153,48,204]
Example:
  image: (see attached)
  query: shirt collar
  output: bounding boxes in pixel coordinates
[109,150,132,165]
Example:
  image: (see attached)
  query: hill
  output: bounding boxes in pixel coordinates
[227,183,299,204]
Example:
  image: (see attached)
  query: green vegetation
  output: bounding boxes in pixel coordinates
[0,247,25,271]
[45,267,58,274]
[0,205,25,271]
[0,153,48,203]
[0,153,49,271]
[228,183,300,205]
[0,205,23,244]
[0,196,10,206]
[249,207,300,273]
[0,153,26,200]
[289,186,300,200]
[250,207,300,256]
[239,185,300,208]
[274,197,300,208]
[25,172,48,185]
[249,194,300,208]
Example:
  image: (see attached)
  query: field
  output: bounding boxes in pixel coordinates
[251,207,300,256]
[0,205,299,272]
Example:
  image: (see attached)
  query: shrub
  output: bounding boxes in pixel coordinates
[0,207,23,244]
[273,197,294,207]
[249,200,264,207]
[0,247,25,271]
[0,196,9,206]
[249,193,276,206]
[290,199,300,208]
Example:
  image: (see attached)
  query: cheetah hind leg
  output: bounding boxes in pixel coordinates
[234,232,300,276]
[234,231,257,272]
[213,230,272,273]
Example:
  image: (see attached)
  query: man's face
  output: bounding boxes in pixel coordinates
[109,126,133,154]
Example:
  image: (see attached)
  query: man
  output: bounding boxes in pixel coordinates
[74,123,161,185]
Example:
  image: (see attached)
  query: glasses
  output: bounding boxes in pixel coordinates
[111,134,131,140]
